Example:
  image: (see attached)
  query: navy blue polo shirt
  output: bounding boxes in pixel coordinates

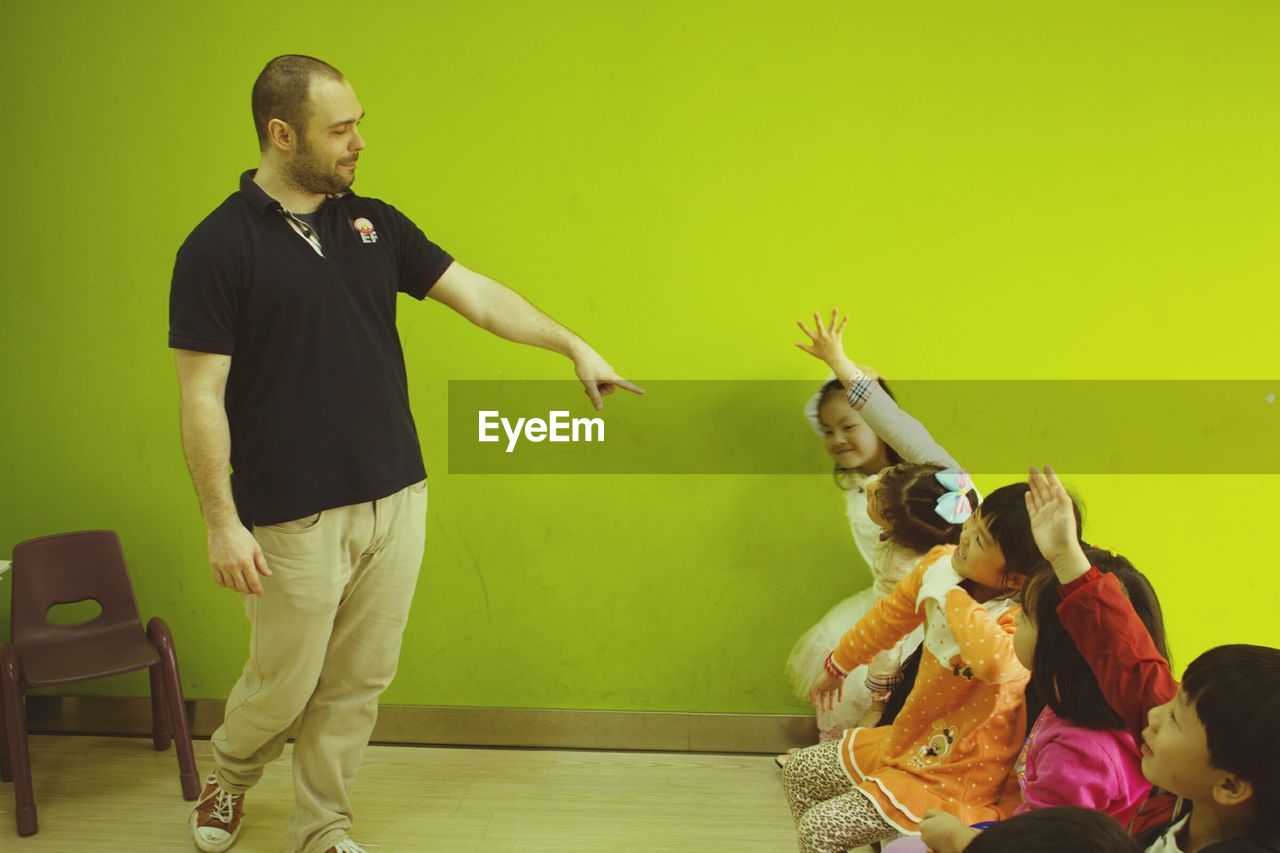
[169,170,453,527]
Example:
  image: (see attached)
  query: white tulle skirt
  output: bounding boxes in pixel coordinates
[786,586,923,738]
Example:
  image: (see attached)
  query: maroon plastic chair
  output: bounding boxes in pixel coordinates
[0,530,200,836]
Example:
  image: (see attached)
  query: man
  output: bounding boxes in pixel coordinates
[170,55,641,853]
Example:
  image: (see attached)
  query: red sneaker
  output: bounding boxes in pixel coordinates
[188,775,245,852]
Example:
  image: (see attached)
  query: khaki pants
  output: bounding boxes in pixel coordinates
[210,480,427,853]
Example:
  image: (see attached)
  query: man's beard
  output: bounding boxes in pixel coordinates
[286,138,353,196]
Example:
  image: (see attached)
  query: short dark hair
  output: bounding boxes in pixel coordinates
[1025,547,1169,729]
[815,379,904,490]
[873,461,977,553]
[1182,644,1280,823]
[978,482,1082,585]
[966,806,1142,853]
[251,54,345,150]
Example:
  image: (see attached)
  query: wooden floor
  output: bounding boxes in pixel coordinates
[0,735,800,851]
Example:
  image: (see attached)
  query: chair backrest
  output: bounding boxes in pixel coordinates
[9,530,143,646]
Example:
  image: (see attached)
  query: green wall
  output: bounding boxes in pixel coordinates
[1,0,1277,713]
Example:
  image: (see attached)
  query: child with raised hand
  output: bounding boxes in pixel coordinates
[885,546,1168,853]
[1027,466,1280,852]
[780,311,1059,851]
[794,311,966,476]
[784,376,929,751]
[786,313,985,745]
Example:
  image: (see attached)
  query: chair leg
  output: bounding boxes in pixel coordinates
[147,618,200,800]
[148,663,172,751]
[1,644,37,835]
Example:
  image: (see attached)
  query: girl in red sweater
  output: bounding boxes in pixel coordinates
[1029,467,1280,853]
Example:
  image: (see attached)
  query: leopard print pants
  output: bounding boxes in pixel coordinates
[782,740,898,852]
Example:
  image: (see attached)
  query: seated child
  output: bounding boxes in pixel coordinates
[785,377,920,746]
[780,483,1049,850]
[1029,466,1280,852]
[785,318,984,761]
[884,548,1168,853]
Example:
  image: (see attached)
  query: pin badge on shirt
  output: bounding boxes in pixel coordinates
[352,217,378,243]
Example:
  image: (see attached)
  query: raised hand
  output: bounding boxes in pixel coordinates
[794,309,858,377]
[1026,466,1091,583]
[1026,466,1078,561]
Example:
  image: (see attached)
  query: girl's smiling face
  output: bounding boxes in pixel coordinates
[953,509,1011,590]
[818,395,883,473]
